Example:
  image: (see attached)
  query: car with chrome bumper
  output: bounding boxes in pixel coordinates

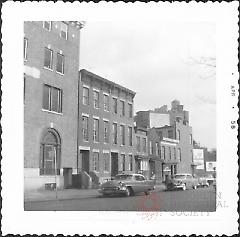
[197,176,210,188]
[166,173,199,191]
[98,174,155,197]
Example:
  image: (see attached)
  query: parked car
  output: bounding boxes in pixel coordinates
[197,175,210,188]
[212,179,216,190]
[98,173,155,197]
[166,173,199,191]
[204,174,215,185]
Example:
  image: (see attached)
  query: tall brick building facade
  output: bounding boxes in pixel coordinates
[24,21,83,191]
[77,69,136,187]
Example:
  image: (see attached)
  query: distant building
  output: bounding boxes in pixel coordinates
[77,69,136,187]
[134,127,149,178]
[135,100,193,176]
[24,21,84,191]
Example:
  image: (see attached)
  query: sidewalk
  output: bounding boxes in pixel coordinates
[24,183,166,202]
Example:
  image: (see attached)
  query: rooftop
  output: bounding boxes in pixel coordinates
[80,69,136,96]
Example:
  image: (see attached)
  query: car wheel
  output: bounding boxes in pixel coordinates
[144,190,150,195]
[193,185,197,190]
[125,187,132,197]
[182,184,186,191]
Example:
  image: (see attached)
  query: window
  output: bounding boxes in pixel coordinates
[40,129,61,176]
[178,148,181,161]
[135,175,145,181]
[93,152,99,172]
[173,147,176,159]
[82,116,88,141]
[93,119,99,142]
[168,130,173,139]
[56,53,64,74]
[128,103,133,118]
[112,123,117,144]
[119,154,126,171]
[82,87,89,105]
[60,22,68,40]
[140,161,148,171]
[104,121,109,143]
[177,129,181,140]
[120,101,125,116]
[149,141,153,155]
[190,134,192,144]
[136,136,141,152]
[42,84,62,113]
[169,147,171,159]
[129,154,133,171]
[161,146,166,159]
[104,94,109,112]
[24,38,28,60]
[44,48,53,69]
[103,153,110,172]
[120,125,125,145]
[128,127,133,146]
[113,98,117,114]
[142,138,147,153]
[93,91,100,109]
[156,142,160,155]
[159,131,163,140]
[43,21,51,31]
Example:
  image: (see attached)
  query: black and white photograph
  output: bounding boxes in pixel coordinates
[1,2,239,236]
[23,20,217,212]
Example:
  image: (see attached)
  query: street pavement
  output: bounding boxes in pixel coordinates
[24,186,216,212]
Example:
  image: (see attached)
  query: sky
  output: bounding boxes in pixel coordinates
[80,21,216,149]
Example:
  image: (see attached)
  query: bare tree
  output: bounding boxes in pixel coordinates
[189,56,216,68]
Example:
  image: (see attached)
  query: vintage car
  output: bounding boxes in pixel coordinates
[166,173,199,191]
[197,175,210,188]
[98,173,155,197]
[204,174,215,185]
[212,179,216,190]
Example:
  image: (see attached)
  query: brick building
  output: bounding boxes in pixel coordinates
[77,69,136,187]
[148,128,180,181]
[134,127,150,178]
[24,21,84,191]
[135,100,194,178]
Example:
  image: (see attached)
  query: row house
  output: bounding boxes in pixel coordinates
[77,69,136,187]
[24,21,84,191]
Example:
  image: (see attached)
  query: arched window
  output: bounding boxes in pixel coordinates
[40,129,61,175]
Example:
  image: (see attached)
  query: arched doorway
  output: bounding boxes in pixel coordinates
[40,128,61,175]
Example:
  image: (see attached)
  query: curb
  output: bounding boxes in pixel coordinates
[24,185,166,203]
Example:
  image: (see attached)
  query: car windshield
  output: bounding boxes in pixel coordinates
[114,175,133,180]
[173,175,186,179]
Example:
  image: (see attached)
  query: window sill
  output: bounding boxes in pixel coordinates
[93,141,100,144]
[83,140,89,143]
[42,109,63,115]
[43,66,53,72]
[56,71,64,76]
[104,171,110,173]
